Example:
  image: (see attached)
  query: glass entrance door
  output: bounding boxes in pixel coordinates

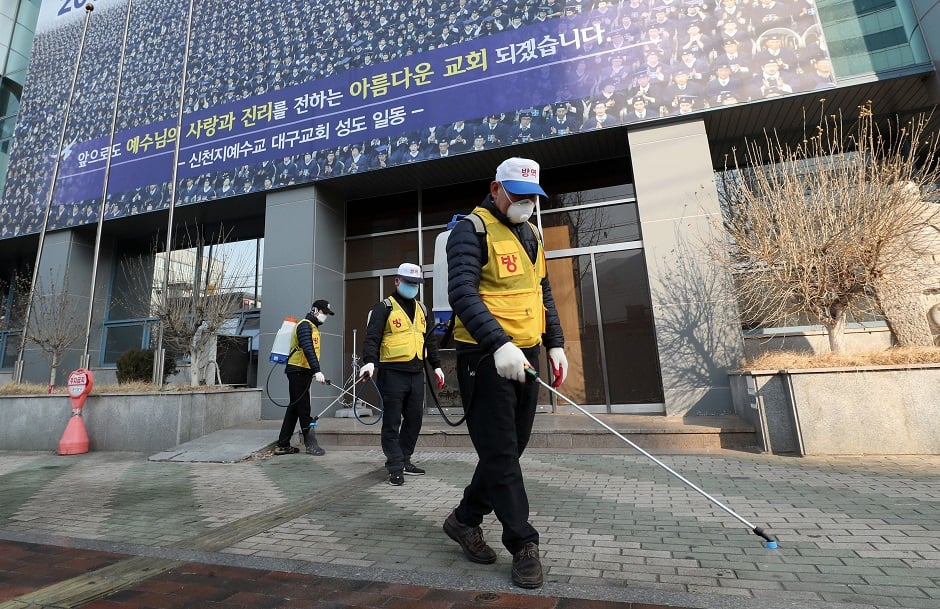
[542,247,664,414]
[537,183,665,414]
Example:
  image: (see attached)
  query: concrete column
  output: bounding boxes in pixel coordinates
[629,119,744,416]
[259,184,345,419]
[22,229,95,385]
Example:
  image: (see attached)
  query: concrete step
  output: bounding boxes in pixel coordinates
[305,413,758,452]
[152,414,758,463]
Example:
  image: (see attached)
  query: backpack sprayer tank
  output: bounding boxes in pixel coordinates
[432,214,465,334]
[269,317,297,364]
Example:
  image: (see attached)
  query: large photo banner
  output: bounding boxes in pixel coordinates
[1,0,835,238]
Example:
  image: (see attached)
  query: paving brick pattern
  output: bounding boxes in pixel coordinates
[0,542,680,609]
[1,450,939,608]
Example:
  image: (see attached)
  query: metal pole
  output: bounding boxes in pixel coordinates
[325,380,381,412]
[81,0,134,370]
[152,0,197,384]
[253,238,260,306]
[14,3,95,383]
[526,367,779,547]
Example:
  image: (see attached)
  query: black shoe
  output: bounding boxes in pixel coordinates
[305,444,325,456]
[273,445,299,455]
[403,461,425,475]
[511,542,543,589]
[443,510,497,564]
[388,473,405,486]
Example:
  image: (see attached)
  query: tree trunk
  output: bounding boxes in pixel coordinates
[48,355,58,394]
[189,347,200,386]
[875,281,935,347]
[825,309,848,353]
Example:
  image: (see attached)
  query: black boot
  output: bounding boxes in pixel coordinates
[303,428,326,456]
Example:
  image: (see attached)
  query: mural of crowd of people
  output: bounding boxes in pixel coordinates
[1,0,833,238]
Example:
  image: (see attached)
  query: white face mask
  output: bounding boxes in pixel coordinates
[507,199,536,223]
[315,312,328,324]
[501,185,537,224]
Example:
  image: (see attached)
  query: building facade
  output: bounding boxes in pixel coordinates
[0,0,40,196]
[0,0,936,419]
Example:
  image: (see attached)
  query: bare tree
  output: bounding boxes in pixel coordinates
[718,103,940,353]
[0,268,34,338]
[20,270,84,392]
[116,226,253,385]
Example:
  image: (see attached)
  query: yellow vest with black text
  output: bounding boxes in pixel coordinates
[380,297,427,362]
[287,319,320,368]
[453,207,546,348]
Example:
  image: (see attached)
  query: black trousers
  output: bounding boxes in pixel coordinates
[377,367,425,474]
[454,345,540,554]
[277,369,313,447]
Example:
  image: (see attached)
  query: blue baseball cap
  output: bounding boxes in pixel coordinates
[495,157,547,197]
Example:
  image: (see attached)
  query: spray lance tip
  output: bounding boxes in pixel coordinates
[753,527,779,549]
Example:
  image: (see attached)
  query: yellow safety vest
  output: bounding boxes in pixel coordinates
[453,207,546,348]
[380,297,427,362]
[287,319,321,368]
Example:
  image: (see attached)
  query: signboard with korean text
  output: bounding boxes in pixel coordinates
[0,0,834,239]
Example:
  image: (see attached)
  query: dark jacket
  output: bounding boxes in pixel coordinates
[446,195,564,354]
[362,292,442,373]
[285,311,322,375]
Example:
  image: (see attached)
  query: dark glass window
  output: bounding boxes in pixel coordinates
[109,252,154,320]
[346,192,417,236]
[1,332,21,369]
[541,203,640,250]
[346,232,419,273]
[423,178,491,227]
[596,250,663,404]
[543,158,632,196]
[542,184,634,210]
[542,255,607,406]
[103,323,146,364]
[344,277,382,363]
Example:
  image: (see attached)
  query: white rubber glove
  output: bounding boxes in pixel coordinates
[314,371,326,384]
[493,342,529,383]
[358,362,375,380]
[548,347,568,388]
[434,367,445,390]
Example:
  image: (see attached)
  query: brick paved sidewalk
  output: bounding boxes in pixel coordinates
[1,449,939,609]
[0,539,682,609]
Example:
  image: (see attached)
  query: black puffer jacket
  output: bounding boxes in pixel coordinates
[446,195,564,354]
[285,311,322,375]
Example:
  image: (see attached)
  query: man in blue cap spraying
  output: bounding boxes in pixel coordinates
[443,157,568,588]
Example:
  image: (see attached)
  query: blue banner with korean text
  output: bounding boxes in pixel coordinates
[0,0,835,237]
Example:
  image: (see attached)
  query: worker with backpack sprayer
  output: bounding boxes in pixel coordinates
[273,299,334,456]
[358,262,445,487]
[442,157,568,589]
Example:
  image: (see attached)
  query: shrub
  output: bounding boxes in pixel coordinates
[116,348,179,384]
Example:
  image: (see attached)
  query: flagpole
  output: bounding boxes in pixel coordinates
[80,0,134,369]
[14,2,95,383]
[152,0,197,384]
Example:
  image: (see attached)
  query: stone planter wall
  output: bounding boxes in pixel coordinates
[730,365,940,455]
[0,388,261,452]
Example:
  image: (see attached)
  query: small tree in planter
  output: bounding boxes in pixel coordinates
[22,270,84,391]
[116,226,252,385]
[718,103,940,353]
